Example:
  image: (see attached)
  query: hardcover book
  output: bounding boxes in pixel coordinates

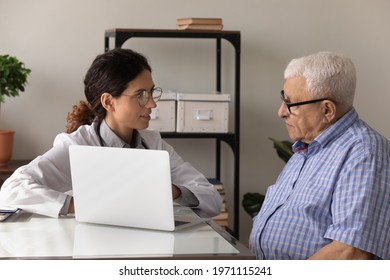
[177,24,223,31]
[176,17,223,26]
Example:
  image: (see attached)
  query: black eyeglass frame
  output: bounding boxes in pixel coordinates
[280,90,330,114]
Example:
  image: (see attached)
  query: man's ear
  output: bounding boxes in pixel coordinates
[101,93,113,111]
[323,100,337,123]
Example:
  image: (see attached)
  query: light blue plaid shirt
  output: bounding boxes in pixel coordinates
[249,108,390,259]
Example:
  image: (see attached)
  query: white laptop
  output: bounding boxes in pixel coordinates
[69,145,208,231]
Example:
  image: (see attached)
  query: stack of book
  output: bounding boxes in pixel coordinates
[208,178,229,229]
[176,18,223,30]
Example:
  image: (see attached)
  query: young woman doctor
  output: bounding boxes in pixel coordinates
[0,48,222,218]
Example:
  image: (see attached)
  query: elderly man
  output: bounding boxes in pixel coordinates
[249,51,390,260]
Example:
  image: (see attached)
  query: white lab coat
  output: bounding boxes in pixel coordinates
[0,122,222,218]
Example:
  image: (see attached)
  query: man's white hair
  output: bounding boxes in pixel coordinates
[284,51,356,107]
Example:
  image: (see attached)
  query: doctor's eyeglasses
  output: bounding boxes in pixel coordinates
[123,87,163,107]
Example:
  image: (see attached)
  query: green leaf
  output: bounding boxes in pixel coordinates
[269,138,293,163]
[242,192,265,218]
[0,54,31,103]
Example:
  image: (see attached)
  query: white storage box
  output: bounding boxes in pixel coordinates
[176,93,230,133]
[148,92,176,132]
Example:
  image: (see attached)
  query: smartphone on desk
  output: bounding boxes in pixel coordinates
[0,208,21,222]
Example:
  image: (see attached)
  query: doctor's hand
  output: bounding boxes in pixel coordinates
[172,184,182,200]
[68,197,75,214]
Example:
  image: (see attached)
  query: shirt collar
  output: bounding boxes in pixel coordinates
[314,107,358,148]
[293,108,359,153]
[99,120,144,148]
[292,141,308,153]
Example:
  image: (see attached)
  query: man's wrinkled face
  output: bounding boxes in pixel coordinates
[278,76,328,143]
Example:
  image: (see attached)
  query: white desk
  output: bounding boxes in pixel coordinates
[0,210,254,259]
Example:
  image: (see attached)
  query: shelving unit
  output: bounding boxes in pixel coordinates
[104,28,241,238]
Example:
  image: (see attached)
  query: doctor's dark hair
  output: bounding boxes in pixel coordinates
[66,48,152,133]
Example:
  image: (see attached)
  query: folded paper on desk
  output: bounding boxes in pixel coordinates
[0,208,21,222]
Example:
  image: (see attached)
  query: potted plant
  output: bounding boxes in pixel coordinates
[242,138,293,217]
[0,54,31,166]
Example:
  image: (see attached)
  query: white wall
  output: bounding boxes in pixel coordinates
[1,0,390,245]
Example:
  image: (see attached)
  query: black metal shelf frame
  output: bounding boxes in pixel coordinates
[104,29,241,238]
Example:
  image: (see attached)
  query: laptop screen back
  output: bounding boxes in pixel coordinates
[69,145,175,231]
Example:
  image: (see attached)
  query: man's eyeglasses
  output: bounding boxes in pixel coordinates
[123,87,163,107]
[280,90,329,114]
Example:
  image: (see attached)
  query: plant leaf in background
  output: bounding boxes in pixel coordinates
[241,138,294,217]
[269,138,293,163]
[242,192,265,218]
[0,54,31,103]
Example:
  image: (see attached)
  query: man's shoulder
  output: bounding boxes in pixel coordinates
[345,119,390,157]
[351,119,389,143]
